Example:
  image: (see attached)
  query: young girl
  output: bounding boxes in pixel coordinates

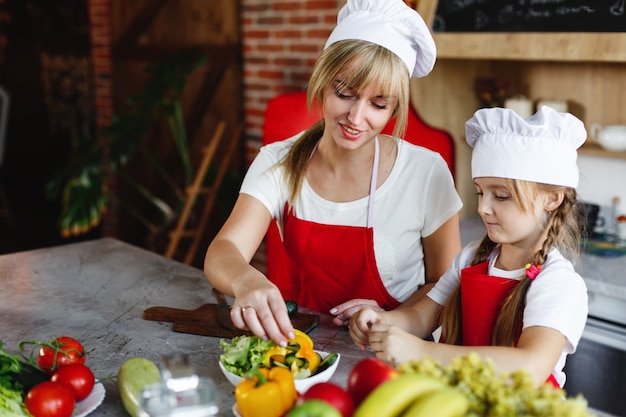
[349,106,589,388]
[204,0,462,346]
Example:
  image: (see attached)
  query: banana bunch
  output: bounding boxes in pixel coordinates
[353,373,468,417]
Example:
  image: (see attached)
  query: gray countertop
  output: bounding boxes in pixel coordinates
[0,237,368,416]
[1,232,619,417]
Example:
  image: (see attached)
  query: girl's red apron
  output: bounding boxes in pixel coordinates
[460,261,560,388]
[273,137,400,313]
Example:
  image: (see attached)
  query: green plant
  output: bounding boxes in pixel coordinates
[46,48,208,238]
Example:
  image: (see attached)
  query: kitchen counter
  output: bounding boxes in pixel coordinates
[0,237,368,416]
[0,233,618,417]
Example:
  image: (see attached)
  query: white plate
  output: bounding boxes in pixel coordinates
[232,403,242,417]
[73,382,105,417]
[219,351,340,393]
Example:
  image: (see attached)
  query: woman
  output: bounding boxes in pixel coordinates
[204,0,462,346]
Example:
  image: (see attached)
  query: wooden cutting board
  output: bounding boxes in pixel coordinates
[143,303,320,339]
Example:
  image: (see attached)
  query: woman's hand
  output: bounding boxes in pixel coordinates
[230,273,295,346]
[367,323,424,366]
[330,298,383,326]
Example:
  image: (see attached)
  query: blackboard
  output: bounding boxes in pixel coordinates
[433,0,626,32]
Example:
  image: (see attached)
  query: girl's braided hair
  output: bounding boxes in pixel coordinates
[439,179,582,346]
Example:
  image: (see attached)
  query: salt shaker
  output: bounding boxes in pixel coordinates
[139,353,220,417]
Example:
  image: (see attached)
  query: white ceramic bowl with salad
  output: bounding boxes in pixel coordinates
[218,332,340,393]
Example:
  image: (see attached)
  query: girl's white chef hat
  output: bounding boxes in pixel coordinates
[324,0,436,78]
[466,106,587,188]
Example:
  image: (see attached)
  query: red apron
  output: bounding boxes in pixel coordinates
[273,137,400,313]
[460,261,560,388]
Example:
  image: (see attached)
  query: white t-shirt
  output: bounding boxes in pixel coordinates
[428,242,589,387]
[240,133,463,302]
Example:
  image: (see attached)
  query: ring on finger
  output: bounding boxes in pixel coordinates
[241,305,255,314]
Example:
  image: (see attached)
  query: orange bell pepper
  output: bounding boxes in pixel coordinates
[235,367,297,417]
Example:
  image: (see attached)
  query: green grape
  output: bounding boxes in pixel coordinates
[397,353,594,417]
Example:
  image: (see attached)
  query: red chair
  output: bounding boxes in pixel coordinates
[261,91,455,284]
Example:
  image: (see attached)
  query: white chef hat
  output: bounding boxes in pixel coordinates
[324,0,436,78]
[466,106,587,188]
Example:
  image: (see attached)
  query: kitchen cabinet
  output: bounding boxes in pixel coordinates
[413,2,626,217]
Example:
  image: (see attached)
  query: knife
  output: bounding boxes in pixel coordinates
[212,288,238,330]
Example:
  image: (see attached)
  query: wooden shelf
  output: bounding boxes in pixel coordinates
[580,142,626,159]
[432,33,626,63]
[415,2,626,63]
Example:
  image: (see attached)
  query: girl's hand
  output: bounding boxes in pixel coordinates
[368,323,424,366]
[330,299,383,326]
[349,307,384,350]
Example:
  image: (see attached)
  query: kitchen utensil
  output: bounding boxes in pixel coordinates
[590,124,626,152]
[211,288,237,330]
[143,304,320,339]
[504,95,532,117]
[536,99,567,113]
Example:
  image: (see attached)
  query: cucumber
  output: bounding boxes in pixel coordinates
[312,352,339,376]
[118,357,161,417]
[7,361,49,395]
[285,300,298,317]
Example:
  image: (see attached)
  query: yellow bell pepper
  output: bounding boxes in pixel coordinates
[262,346,288,368]
[235,367,297,417]
[289,329,314,350]
[296,345,320,374]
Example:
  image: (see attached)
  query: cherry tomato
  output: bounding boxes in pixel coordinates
[25,381,75,417]
[51,364,95,401]
[38,336,85,373]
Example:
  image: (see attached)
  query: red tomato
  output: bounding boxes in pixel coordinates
[346,357,399,406]
[302,382,354,417]
[25,381,76,417]
[51,364,95,401]
[38,336,86,374]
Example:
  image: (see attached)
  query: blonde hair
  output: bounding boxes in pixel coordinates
[440,179,582,346]
[280,40,410,204]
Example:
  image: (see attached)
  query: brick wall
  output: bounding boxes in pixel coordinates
[88,0,113,132]
[241,0,343,163]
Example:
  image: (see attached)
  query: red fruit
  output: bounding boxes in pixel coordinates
[25,381,75,417]
[51,364,95,401]
[37,336,86,373]
[346,357,399,406]
[302,382,355,417]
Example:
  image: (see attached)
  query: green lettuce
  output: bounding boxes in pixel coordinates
[219,335,276,376]
[0,385,29,417]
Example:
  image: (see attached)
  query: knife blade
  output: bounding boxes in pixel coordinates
[212,288,237,330]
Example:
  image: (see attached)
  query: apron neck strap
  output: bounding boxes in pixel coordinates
[367,137,380,227]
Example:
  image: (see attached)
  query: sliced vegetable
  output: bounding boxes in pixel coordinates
[220,335,275,377]
[313,352,340,376]
[118,357,160,417]
[235,367,297,417]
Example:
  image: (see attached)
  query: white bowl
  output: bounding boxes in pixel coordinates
[219,351,340,393]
